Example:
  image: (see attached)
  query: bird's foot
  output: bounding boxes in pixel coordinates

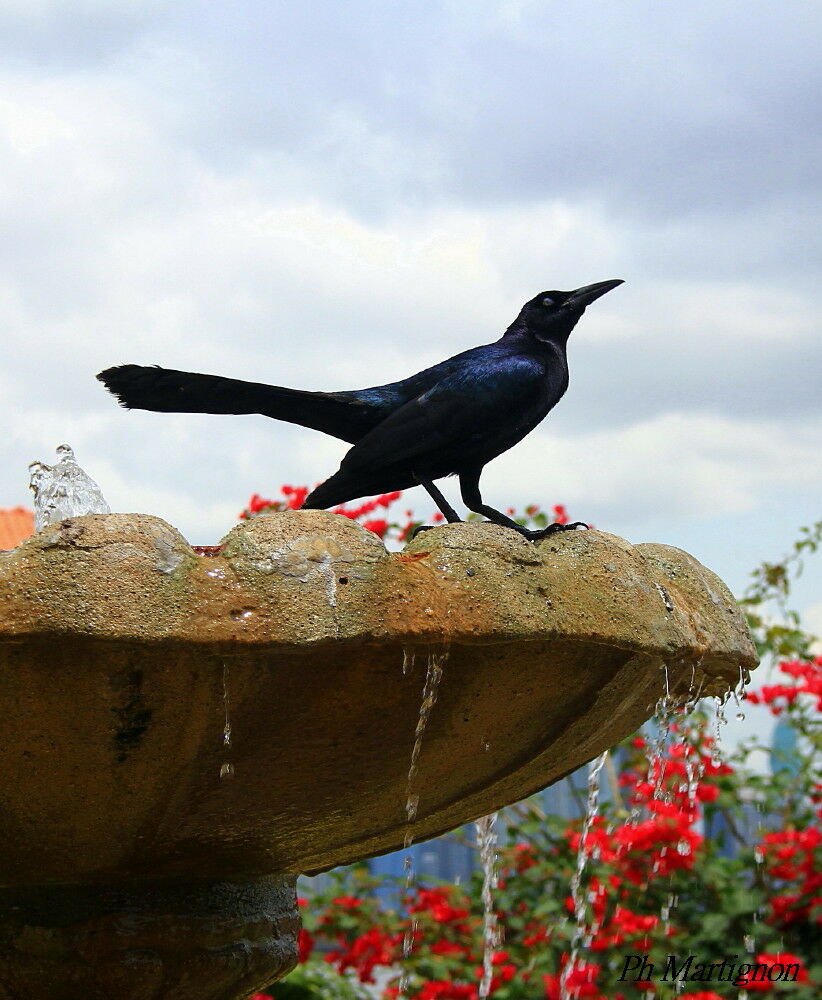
[410,523,436,539]
[522,521,589,542]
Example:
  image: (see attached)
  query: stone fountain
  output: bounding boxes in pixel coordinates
[0,509,756,1000]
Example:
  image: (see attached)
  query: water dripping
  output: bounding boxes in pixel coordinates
[643,660,706,940]
[560,751,608,1000]
[404,651,446,808]
[476,812,500,1000]
[646,668,678,803]
[220,662,234,779]
[398,648,448,999]
[402,647,416,676]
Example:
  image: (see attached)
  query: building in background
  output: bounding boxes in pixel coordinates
[363,764,593,896]
[0,507,33,549]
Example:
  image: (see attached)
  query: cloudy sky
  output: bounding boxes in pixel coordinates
[2,0,821,640]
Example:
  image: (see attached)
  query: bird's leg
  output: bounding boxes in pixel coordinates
[459,470,586,542]
[411,476,462,537]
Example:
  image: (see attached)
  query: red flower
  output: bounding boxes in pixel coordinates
[297,927,314,963]
[431,940,471,957]
[419,982,478,999]
[513,842,538,871]
[544,960,602,999]
[362,518,390,538]
[326,927,396,983]
[739,953,809,990]
[409,887,470,925]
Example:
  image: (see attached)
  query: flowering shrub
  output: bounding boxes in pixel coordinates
[280,689,818,999]
[240,486,571,544]
[241,495,819,998]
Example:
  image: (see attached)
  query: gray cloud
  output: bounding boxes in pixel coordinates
[112,1,822,224]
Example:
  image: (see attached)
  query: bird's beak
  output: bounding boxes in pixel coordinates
[566,279,624,309]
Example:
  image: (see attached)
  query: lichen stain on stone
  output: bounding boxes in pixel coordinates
[252,535,364,607]
[153,536,184,575]
[109,667,152,763]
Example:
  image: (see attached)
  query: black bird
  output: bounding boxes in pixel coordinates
[97,279,623,540]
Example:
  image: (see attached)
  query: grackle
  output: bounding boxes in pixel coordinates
[97,279,623,540]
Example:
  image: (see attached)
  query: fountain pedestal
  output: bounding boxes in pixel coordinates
[0,511,756,1000]
[0,877,296,1000]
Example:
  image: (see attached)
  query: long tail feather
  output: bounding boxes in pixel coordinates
[97,365,383,444]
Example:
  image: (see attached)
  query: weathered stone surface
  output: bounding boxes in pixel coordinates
[0,875,298,1000]
[0,510,756,998]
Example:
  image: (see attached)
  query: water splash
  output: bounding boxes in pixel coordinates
[476,812,500,1000]
[29,444,109,530]
[398,648,448,999]
[560,751,608,1000]
[220,662,234,779]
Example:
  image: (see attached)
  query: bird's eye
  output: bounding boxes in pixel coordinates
[542,296,555,307]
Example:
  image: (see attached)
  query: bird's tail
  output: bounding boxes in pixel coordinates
[96,365,381,444]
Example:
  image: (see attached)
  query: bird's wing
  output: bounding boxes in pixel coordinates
[339,355,548,475]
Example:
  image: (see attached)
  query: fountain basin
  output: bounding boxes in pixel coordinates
[0,511,756,999]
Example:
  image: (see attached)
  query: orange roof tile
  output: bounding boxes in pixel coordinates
[0,507,35,549]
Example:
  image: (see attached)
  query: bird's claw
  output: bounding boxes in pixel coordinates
[523,521,589,542]
[410,523,436,539]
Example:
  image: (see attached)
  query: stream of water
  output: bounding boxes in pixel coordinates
[560,750,609,1000]
[397,649,448,999]
[476,812,500,999]
[219,662,235,779]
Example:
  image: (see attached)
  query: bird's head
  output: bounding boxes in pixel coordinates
[513,279,624,344]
